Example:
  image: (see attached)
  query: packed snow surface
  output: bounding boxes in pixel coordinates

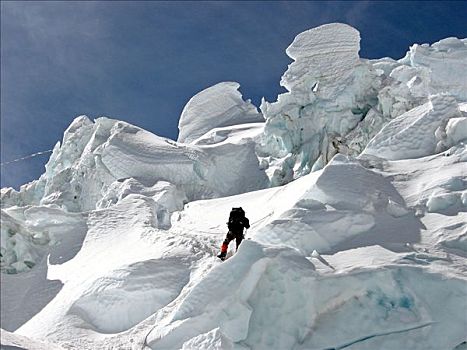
[2,23,466,350]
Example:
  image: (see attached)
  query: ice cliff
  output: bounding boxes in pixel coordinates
[1,23,466,350]
[258,23,467,186]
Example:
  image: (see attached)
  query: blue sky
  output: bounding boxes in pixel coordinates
[1,1,466,189]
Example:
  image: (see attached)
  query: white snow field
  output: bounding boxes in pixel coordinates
[1,23,466,350]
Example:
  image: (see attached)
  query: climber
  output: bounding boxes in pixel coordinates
[217,207,250,261]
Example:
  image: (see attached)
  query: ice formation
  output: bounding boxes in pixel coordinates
[259,23,381,185]
[1,23,466,350]
[1,115,268,213]
[258,23,467,186]
[363,94,463,160]
[177,82,264,144]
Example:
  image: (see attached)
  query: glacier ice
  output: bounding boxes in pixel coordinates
[257,23,467,186]
[281,23,361,94]
[259,23,381,185]
[1,22,467,350]
[1,116,268,215]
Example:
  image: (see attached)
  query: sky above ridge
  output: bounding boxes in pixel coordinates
[1,1,467,189]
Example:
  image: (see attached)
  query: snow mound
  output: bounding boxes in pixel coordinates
[177,82,263,144]
[181,328,231,350]
[445,116,467,145]
[363,94,463,160]
[97,179,186,211]
[253,155,419,254]
[69,257,191,333]
[147,241,466,350]
[146,240,316,349]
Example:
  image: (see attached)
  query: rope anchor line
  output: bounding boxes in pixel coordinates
[1,149,53,166]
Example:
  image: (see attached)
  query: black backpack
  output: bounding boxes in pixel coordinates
[229,207,245,224]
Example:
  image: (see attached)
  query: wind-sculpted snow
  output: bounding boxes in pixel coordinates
[2,23,467,350]
[282,23,361,94]
[254,155,420,255]
[146,242,466,350]
[444,116,467,148]
[69,257,191,333]
[363,94,463,160]
[11,195,200,341]
[177,82,264,144]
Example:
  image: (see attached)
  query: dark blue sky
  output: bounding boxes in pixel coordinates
[1,1,466,189]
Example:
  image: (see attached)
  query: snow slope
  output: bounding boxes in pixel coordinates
[2,23,467,350]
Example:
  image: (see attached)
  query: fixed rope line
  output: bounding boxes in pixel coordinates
[1,149,53,166]
[172,212,275,235]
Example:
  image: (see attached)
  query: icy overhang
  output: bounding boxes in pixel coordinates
[177,82,263,144]
[281,22,361,95]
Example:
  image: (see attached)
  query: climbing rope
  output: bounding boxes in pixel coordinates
[1,149,53,166]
